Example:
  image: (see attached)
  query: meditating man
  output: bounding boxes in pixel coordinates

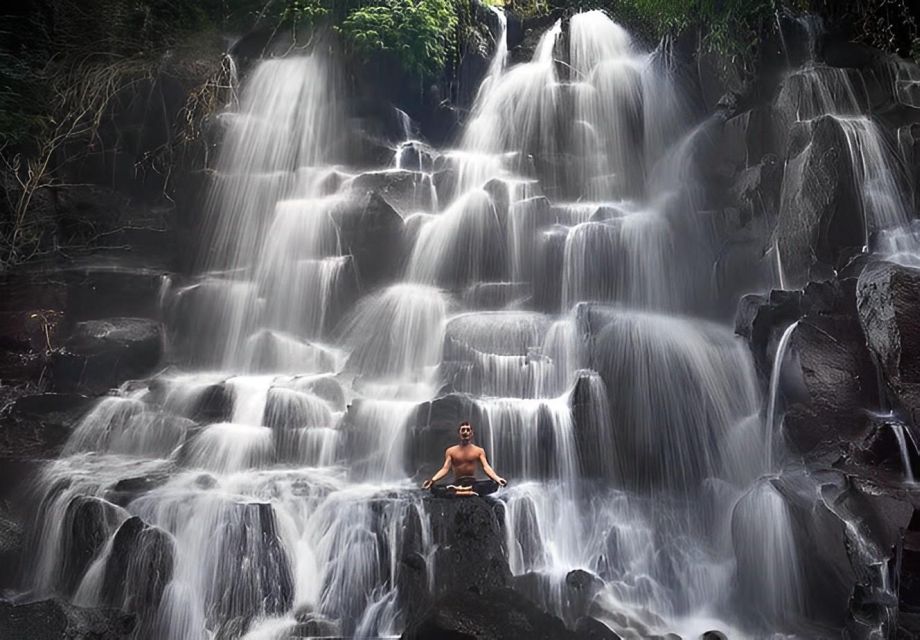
[422,421,507,497]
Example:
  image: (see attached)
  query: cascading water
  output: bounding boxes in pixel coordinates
[22,8,843,640]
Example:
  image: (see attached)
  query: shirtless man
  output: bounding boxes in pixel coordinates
[422,422,507,497]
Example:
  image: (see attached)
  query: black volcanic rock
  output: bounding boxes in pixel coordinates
[857,262,920,424]
[61,495,127,595]
[0,599,135,640]
[332,192,404,289]
[782,312,877,455]
[52,318,163,391]
[400,586,578,640]
[775,116,863,287]
[0,392,94,463]
[399,496,510,622]
[100,516,175,621]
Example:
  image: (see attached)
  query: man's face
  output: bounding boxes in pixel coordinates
[459,424,473,442]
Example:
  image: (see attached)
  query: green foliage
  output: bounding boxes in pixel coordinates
[339,0,459,79]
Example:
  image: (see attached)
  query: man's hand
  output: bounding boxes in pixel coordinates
[422,479,433,490]
[496,476,507,487]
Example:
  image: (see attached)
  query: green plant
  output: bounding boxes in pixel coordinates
[340,0,460,79]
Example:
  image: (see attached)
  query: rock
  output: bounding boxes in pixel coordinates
[0,507,24,590]
[782,311,877,455]
[61,496,127,595]
[52,318,163,392]
[728,154,782,225]
[570,371,616,480]
[575,616,622,640]
[209,502,294,624]
[844,416,920,481]
[775,116,863,288]
[857,262,920,424]
[896,511,920,636]
[101,516,175,622]
[346,170,436,217]
[332,192,404,288]
[104,472,172,507]
[0,392,95,462]
[399,497,510,622]
[400,586,578,640]
[63,261,169,322]
[0,599,135,640]
[701,632,728,640]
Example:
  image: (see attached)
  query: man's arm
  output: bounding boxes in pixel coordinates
[479,449,506,486]
[422,450,452,489]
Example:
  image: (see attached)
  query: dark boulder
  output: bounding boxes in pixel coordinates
[399,497,510,621]
[896,510,920,636]
[575,616,622,640]
[728,154,782,226]
[0,507,24,590]
[782,312,877,455]
[100,516,175,620]
[61,496,127,595]
[104,472,172,508]
[332,192,404,289]
[857,262,920,424]
[0,392,94,463]
[63,261,169,322]
[400,586,578,640]
[208,501,294,624]
[775,116,863,288]
[0,599,135,640]
[346,170,436,217]
[52,318,163,392]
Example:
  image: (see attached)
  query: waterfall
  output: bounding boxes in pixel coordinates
[765,321,799,471]
[24,9,839,639]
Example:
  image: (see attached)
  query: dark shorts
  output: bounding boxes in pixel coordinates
[430,476,500,498]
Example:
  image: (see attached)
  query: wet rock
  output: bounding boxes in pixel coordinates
[399,496,510,621]
[104,472,172,507]
[857,262,920,424]
[290,608,340,638]
[783,312,877,455]
[332,192,404,288]
[0,392,94,463]
[61,495,127,595]
[728,154,782,225]
[52,318,163,392]
[401,586,577,640]
[214,616,250,640]
[896,511,920,636]
[775,116,863,288]
[63,261,169,322]
[844,416,920,481]
[347,170,435,217]
[0,598,135,640]
[701,632,728,640]
[575,616,622,640]
[296,375,345,412]
[0,507,24,590]
[209,502,294,623]
[425,497,510,595]
[101,516,175,619]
